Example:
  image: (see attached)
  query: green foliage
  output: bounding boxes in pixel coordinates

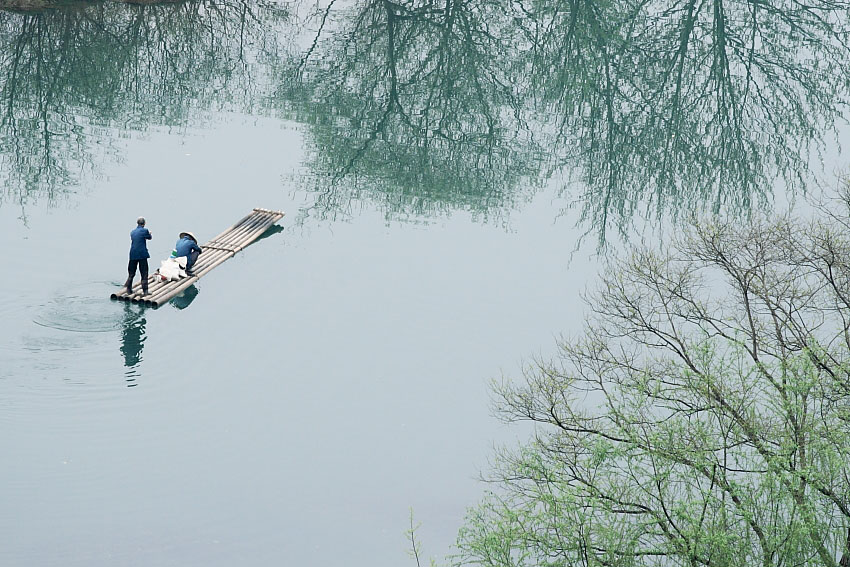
[408,508,440,567]
[455,193,850,566]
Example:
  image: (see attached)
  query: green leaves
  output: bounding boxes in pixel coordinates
[457,209,850,566]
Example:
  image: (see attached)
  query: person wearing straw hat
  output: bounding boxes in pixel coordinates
[125,216,152,296]
[175,230,202,275]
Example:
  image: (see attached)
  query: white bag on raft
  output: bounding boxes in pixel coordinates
[156,256,188,281]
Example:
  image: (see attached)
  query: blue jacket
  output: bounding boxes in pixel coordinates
[175,236,202,269]
[129,226,152,260]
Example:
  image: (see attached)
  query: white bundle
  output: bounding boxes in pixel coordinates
[156,256,188,281]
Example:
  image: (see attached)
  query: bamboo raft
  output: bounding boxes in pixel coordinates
[111,208,285,308]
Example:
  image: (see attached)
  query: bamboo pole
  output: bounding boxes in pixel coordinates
[109,209,284,307]
[197,214,277,262]
[111,210,275,301]
[111,272,156,300]
[210,221,274,255]
[146,215,282,307]
[203,212,272,253]
[143,211,284,307]
[201,210,258,245]
[144,217,272,306]
[176,213,272,274]
[115,212,275,302]
[111,272,159,301]
[203,214,266,251]
[198,211,271,252]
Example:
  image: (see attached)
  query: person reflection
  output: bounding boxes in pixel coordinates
[120,302,146,387]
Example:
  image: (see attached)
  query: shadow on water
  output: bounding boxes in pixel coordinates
[253,223,284,244]
[119,301,146,387]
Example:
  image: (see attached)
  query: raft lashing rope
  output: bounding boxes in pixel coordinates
[111,208,285,308]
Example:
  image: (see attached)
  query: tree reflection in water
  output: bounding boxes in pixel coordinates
[286,0,850,242]
[0,1,289,212]
[528,0,850,241]
[2,0,850,242]
[277,0,545,225]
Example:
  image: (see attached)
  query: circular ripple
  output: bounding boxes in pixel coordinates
[31,281,130,333]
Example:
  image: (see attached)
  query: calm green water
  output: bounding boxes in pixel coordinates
[1,1,848,565]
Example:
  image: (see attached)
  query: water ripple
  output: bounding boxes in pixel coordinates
[31,282,125,333]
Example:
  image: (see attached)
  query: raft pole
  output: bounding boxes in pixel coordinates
[111,207,284,308]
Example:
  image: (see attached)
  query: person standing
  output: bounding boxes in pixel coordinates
[126,217,152,295]
[175,231,202,275]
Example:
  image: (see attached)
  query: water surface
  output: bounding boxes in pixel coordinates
[2,1,849,565]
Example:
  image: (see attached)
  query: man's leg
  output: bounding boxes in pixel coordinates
[125,259,138,294]
[139,259,149,295]
[187,250,200,274]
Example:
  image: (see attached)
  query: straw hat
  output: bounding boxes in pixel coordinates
[179,231,197,243]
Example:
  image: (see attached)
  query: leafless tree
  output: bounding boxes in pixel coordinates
[457,186,850,566]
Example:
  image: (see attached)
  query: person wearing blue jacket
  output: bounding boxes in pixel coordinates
[125,217,152,295]
[175,231,202,274]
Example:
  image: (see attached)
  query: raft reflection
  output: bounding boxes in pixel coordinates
[170,285,199,311]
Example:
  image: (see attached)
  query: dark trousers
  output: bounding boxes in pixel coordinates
[186,250,200,272]
[128,258,149,280]
[124,258,148,291]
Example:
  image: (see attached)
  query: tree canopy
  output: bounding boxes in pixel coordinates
[456,189,850,566]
